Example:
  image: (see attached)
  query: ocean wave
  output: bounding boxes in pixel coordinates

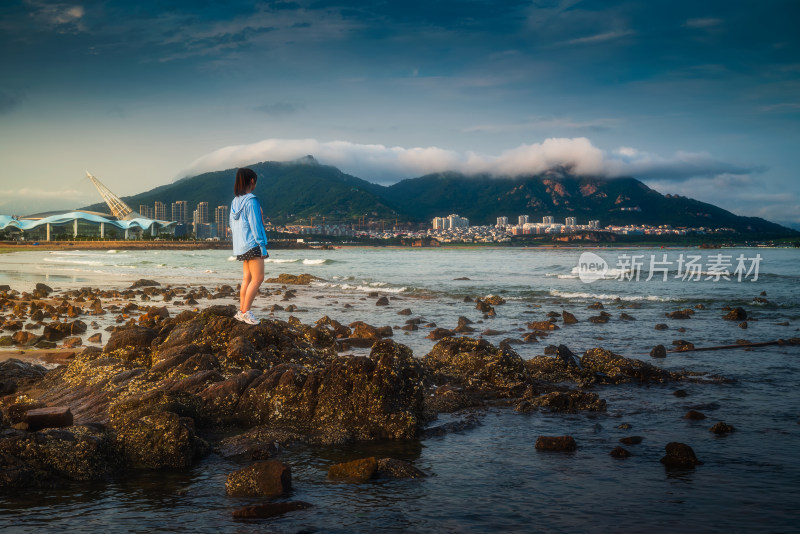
[267,258,300,264]
[549,290,675,302]
[106,250,118,254]
[314,281,407,293]
[302,258,328,265]
[44,258,104,266]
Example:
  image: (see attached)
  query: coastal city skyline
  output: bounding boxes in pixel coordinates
[1,2,799,229]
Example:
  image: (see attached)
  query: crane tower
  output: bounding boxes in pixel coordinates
[86,171,141,220]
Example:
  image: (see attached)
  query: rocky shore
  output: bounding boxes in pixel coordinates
[1,279,795,519]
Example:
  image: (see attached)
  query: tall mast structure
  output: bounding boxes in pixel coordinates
[86,171,140,220]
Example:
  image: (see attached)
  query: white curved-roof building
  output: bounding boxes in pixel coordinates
[0,211,175,240]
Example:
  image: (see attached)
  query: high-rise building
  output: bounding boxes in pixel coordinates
[215,205,229,239]
[196,202,209,224]
[432,217,447,230]
[518,215,529,226]
[588,220,600,229]
[543,215,554,224]
[138,205,154,219]
[496,216,508,227]
[154,201,167,221]
[565,217,577,226]
[448,214,469,229]
[171,201,188,223]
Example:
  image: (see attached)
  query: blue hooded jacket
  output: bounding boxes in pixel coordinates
[230,193,269,256]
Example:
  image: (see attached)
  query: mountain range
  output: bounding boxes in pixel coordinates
[82,157,795,235]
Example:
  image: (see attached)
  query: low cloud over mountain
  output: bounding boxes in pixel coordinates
[181,137,759,185]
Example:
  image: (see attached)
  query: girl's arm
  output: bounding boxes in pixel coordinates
[247,198,269,255]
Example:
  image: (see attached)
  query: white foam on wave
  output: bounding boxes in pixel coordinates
[302,258,326,265]
[266,258,300,264]
[550,290,673,302]
[314,281,407,293]
[106,250,118,254]
[44,258,104,266]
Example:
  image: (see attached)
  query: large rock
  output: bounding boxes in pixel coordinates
[235,340,425,444]
[115,411,207,469]
[328,457,377,481]
[0,425,120,489]
[723,307,747,321]
[422,337,529,397]
[104,326,158,365]
[376,458,426,479]
[660,442,702,468]
[265,273,318,285]
[0,358,49,395]
[580,348,677,384]
[24,406,73,431]
[515,390,606,413]
[225,460,292,497]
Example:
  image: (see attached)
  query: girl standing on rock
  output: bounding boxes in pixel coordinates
[230,167,269,324]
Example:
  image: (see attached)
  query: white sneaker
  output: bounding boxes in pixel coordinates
[234,310,245,322]
[241,310,259,325]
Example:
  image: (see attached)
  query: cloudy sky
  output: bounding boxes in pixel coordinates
[1,0,798,227]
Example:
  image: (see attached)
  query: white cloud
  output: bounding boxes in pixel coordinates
[26,1,86,33]
[683,18,722,29]
[180,137,759,185]
[563,30,635,46]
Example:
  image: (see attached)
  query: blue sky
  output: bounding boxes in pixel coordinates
[1,0,798,227]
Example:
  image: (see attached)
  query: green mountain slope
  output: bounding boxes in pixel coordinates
[83,158,402,224]
[382,171,791,233]
[82,159,795,235]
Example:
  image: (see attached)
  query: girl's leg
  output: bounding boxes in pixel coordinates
[242,257,265,312]
[240,260,252,312]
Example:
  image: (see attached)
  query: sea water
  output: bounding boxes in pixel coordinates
[0,246,798,532]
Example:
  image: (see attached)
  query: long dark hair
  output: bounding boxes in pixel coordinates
[234,167,257,196]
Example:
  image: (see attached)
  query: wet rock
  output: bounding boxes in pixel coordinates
[24,406,73,431]
[617,423,631,429]
[684,410,706,420]
[666,309,694,319]
[521,333,538,343]
[516,390,606,413]
[619,436,643,445]
[397,308,412,316]
[104,325,158,365]
[610,446,631,458]
[535,436,577,452]
[130,279,160,289]
[88,333,102,343]
[619,312,636,321]
[328,457,377,481]
[376,458,426,479]
[235,340,425,444]
[425,385,476,413]
[710,421,736,434]
[42,324,66,342]
[427,328,455,340]
[265,273,319,285]
[556,344,582,369]
[226,460,292,497]
[673,389,689,397]
[650,345,667,358]
[654,323,668,330]
[474,299,495,315]
[588,314,609,324]
[527,321,559,331]
[483,295,506,306]
[581,348,677,384]
[739,321,748,329]
[660,442,702,469]
[375,296,389,306]
[0,425,120,488]
[12,331,39,346]
[422,412,482,438]
[33,283,53,298]
[232,501,312,519]
[0,336,13,347]
[562,311,578,324]
[63,337,82,349]
[423,337,529,397]
[116,411,207,469]
[0,359,48,394]
[723,307,747,321]
[587,301,604,310]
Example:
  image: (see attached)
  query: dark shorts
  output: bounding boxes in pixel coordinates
[236,246,266,261]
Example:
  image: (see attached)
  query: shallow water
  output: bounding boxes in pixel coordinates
[1,247,799,532]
